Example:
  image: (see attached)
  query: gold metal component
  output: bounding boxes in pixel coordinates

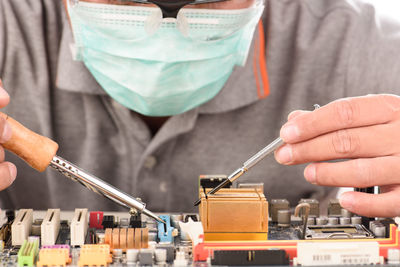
[199,187,268,241]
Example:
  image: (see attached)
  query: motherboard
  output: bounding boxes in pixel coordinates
[1,176,400,267]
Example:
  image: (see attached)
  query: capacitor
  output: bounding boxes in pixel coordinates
[277,210,291,228]
[155,249,167,265]
[374,225,386,237]
[340,217,351,225]
[328,217,338,225]
[340,208,352,218]
[113,249,123,263]
[351,216,362,225]
[307,217,315,226]
[316,217,328,225]
[126,249,139,264]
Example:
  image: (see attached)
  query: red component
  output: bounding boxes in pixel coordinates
[89,212,104,229]
[193,225,400,262]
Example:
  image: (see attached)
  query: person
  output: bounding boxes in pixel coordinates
[0,0,399,217]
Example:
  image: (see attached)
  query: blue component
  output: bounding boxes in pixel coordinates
[157,215,174,243]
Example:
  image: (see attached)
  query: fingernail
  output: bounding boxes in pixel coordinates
[0,122,12,143]
[275,145,293,164]
[7,163,17,183]
[304,164,316,184]
[339,193,354,210]
[280,123,300,142]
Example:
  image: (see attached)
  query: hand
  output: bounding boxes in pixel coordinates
[0,79,16,190]
[275,94,400,218]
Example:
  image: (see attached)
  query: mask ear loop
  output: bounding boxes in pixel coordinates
[145,8,163,35]
[177,10,189,37]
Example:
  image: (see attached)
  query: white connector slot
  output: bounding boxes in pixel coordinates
[41,209,60,246]
[295,241,382,266]
[11,209,33,246]
[70,208,88,246]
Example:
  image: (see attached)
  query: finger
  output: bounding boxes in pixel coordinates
[303,156,400,187]
[0,162,17,191]
[275,123,399,165]
[0,79,10,109]
[288,110,309,121]
[0,146,5,163]
[0,116,11,143]
[280,95,400,143]
[339,188,400,217]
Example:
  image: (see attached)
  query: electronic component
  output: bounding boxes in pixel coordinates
[157,215,174,243]
[56,220,70,245]
[298,199,319,217]
[295,241,383,265]
[126,249,139,265]
[305,224,373,240]
[199,175,231,189]
[101,215,115,229]
[270,199,290,223]
[105,228,148,250]
[36,247,71,267]
[328,199,342,217]
[155,249,167,265]
[11,209,33,246]
[70,208,88,246]
[211,249,289,266]
[17,238,39,267]
[277,209,291,227]
[129,213,142,228]
[138,249,153,265]
[199,188,268,241]
[77,245,112,267]
[41,209,60,246]
[89,212,104,230]
[155,244,175,263]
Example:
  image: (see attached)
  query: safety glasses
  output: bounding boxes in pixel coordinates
[69,0,264,42]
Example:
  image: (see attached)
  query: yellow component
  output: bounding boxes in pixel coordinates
[199,188,268,241]
[78,244,112,267]
[37,248,71,267]
[203,232,269,241]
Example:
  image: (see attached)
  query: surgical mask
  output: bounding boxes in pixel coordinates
[67,0,264,116]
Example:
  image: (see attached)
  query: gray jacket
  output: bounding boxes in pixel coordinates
[0,0,399,212]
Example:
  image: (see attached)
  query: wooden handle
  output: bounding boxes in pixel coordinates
[0,112,59,172]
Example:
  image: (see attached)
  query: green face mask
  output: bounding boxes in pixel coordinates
[67,0,264,116]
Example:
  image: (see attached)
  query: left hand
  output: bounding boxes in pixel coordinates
[274,94,400,218]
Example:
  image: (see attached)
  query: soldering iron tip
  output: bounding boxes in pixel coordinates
[193,198,201,207]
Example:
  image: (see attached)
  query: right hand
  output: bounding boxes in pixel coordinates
[0,79,16,190]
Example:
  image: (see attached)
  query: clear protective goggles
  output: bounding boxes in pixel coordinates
[69,0,265,42]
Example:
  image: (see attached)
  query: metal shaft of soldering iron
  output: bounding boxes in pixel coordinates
[0,112,165,225]
[194,137,284,206]
[194,104,321,206]
[50,156,165,224]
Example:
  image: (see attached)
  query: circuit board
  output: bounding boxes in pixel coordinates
[1,178,400,266]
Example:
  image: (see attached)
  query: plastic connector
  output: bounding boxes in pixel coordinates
[17,238,39,267]
[12,209,33,246]
[78,244,112,267]
[37,247,71,267]
[70,208,88,246]
[157,215,174,243]
[89,212,104,229]
[41,209,60,246]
